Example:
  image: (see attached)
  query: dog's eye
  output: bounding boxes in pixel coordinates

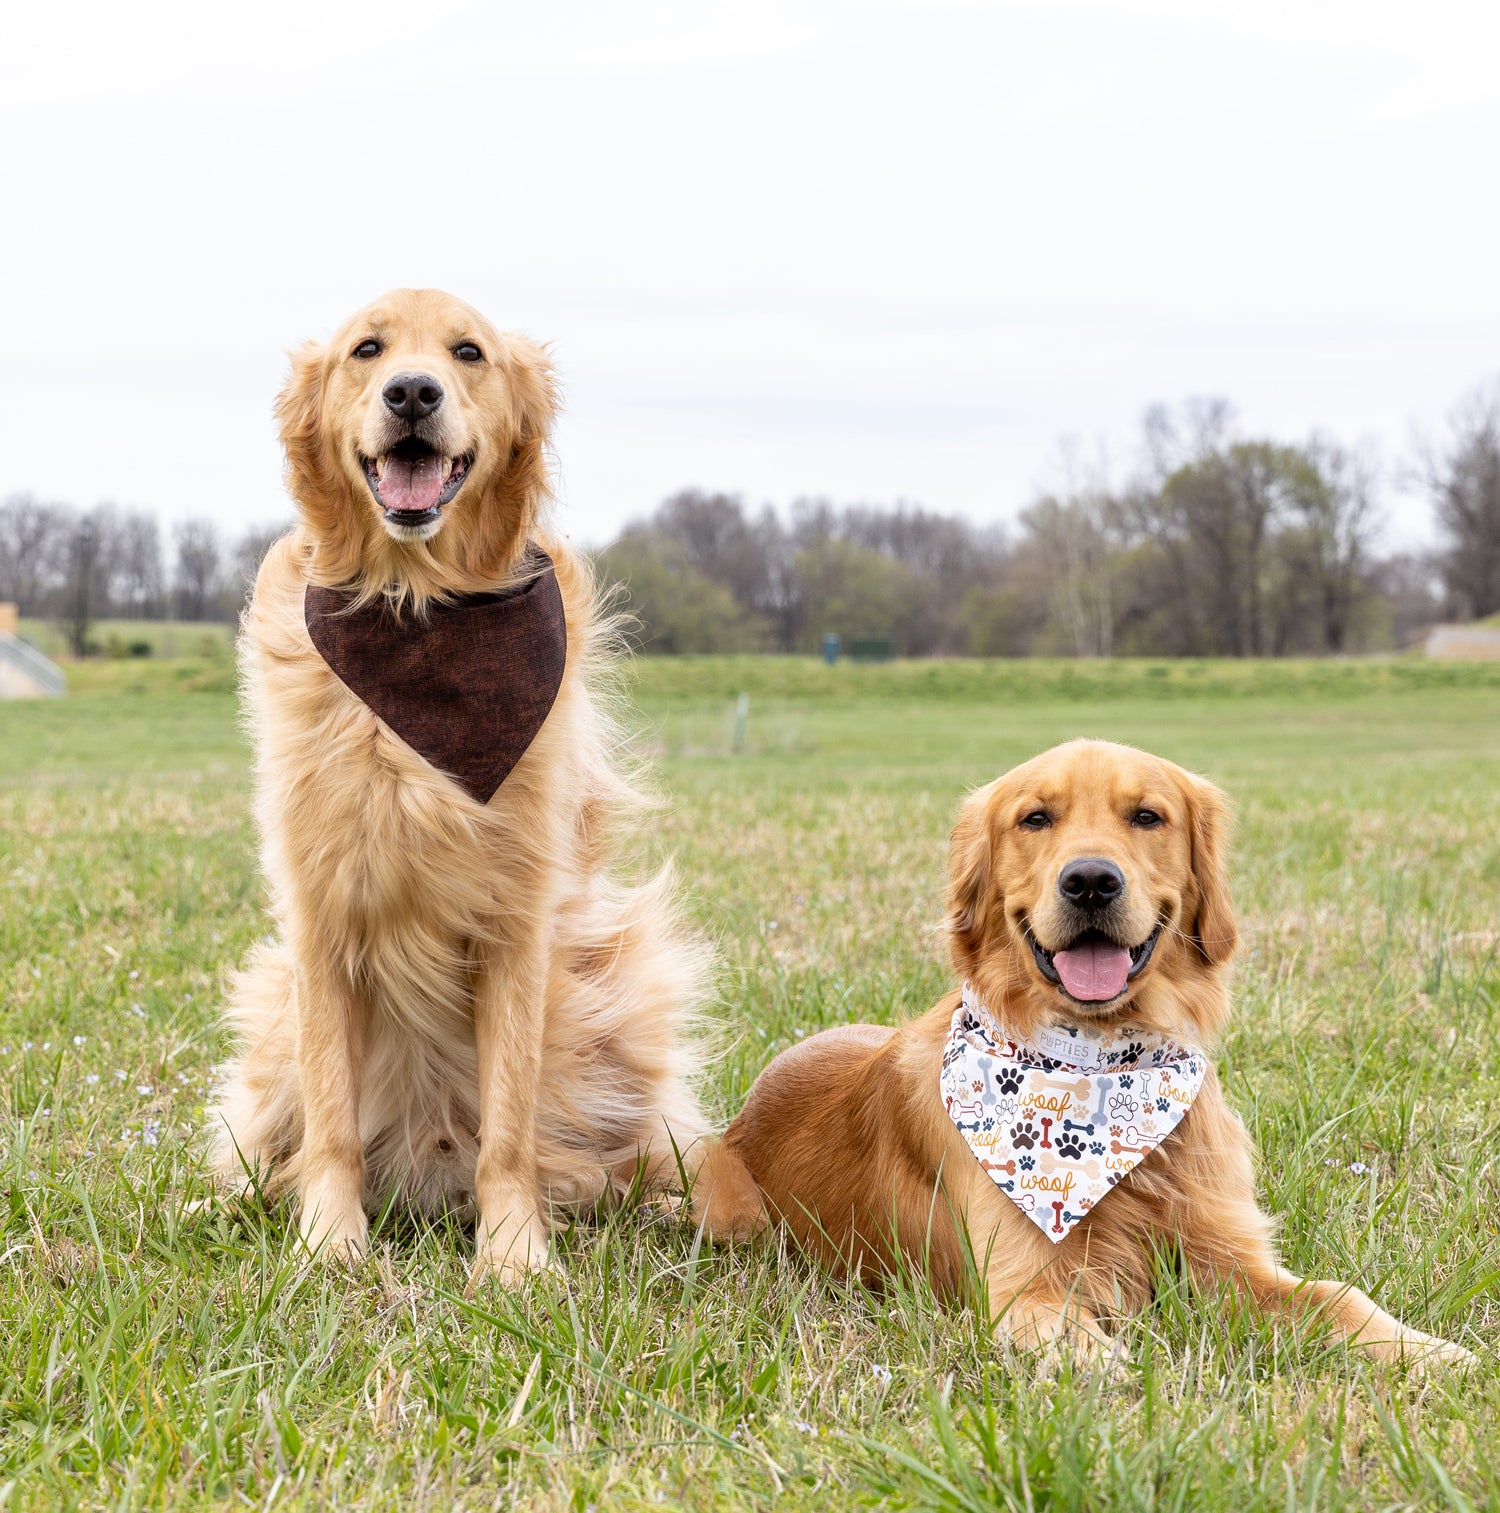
[453,342,484,362]
[1019,811,1052,831]
[352,339,381,359]
[1132,809,1163,828]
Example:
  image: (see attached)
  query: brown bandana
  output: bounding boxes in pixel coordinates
[304,548,568,804]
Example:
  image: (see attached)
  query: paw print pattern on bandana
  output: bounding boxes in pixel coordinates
[939,984,1209,1244]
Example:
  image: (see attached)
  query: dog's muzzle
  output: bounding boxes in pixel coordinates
[361,437,474,529]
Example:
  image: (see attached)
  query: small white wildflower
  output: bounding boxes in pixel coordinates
[42,1041,51,1052]
[131,1005,146,1019]
[85,1074,100,1085]
[792,1417,816,1434]
[73,1035,86,1047]
[767,921,778,930]
[1349,1161,1369,1175]
[871,1363,892,1385]
[23,1041,34,1052]
[136,1086,153,1097]
[141,1121,160,1148]
[129,970,140,980]
[113,1070,127,1082]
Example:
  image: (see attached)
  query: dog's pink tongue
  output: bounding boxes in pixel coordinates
[1053,939,1132,1001]
[380,455,444,512]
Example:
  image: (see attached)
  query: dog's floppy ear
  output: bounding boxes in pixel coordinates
[1183,772,1237,966]
[275,341,328,499]
[500,335,558,451]
[945,782,1000,977]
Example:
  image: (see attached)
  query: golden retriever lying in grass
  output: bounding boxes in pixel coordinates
[697,740,1472,1367]
[211,288,709,1282]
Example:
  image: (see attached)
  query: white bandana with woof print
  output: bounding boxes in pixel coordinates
[939,984,1208,1243]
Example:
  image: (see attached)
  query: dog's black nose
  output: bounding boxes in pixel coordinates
[1058,857,1125,910]
[382,371,444,421]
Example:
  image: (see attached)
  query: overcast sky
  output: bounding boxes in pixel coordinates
[3,0,1496,550]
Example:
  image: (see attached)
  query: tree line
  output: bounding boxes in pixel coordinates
[0,501,283,652]
[3,383,1496,658]
[598,387,1500,657]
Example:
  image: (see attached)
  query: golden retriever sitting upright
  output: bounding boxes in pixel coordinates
[211,289,709,1281]
[699,740,1470,1365]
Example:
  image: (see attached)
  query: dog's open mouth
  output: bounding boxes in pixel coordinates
[360,438,474,527]
[1028,925,1161,1003]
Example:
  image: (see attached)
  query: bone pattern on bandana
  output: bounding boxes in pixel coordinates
[939,984,1207,1243]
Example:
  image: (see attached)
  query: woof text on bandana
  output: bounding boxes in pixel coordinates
[939,984,1207,1242]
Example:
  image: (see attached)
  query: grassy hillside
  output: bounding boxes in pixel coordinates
[16,618,234,662]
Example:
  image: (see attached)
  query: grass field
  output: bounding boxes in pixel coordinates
[2,655,1498,1510]
[16,619,234,662]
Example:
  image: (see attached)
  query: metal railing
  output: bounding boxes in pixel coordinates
[0,633,66,696]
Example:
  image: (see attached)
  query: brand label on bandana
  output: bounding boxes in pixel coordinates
[940,984,1207,1242]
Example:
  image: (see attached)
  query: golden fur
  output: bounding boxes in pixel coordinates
[696,740,1471,1365]
[210,289,710,1281]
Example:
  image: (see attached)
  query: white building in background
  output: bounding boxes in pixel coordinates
[0,604,65,696]
[1424,624,1500,661]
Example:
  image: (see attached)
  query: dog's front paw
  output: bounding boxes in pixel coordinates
[996,1307,1112,1375]
[468,1214,555,1290]
[1390,1330,1477,1374]
[298,1200,369,1264]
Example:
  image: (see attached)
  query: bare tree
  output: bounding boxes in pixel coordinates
[1290,439,1382,652]
[113,510,165,619]
[1133,402,1324,656]
[1017,494,1119,656]
[1414,382,1500,619]
[645,490,774,610]
[1369,550,1445,648]
[0,494,75,614]
[1017,438,1127,656]
[69,515,100,656]
[232,524,289,603]
[173,518,223,621]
